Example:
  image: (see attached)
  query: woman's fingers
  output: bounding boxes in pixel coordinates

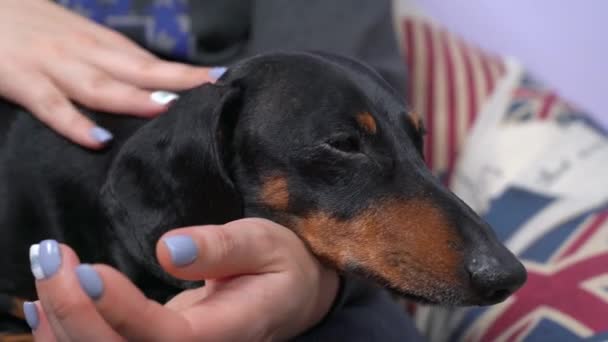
[30,241,192,341]
[66,22,224,90]
[157,218,298,281]
[24,301,58,342]
[76,264,192,342]
[32,241,122,341]
[0,68,110,149]
[82,47,225,90]
[0,0,226,149]
[27,217,339,341]
[46,60,169,117]
[157,218,340,340]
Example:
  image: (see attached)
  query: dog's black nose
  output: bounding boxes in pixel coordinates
[466,252,527,304]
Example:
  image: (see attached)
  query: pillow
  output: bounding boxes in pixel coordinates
[399,12,506,185]
[397,6,608,342]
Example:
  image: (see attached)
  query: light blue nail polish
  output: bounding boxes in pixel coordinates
[36,240,61,279]
[23,302,39,330]
[163,235,198,267]
[75,264,104,300]
[209,67,227,80]
[90,126,113,143]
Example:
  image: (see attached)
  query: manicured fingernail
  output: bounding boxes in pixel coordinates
[150,90,179,105]
[209,67,227,80]
[90,126,113,143]
[163,235,198,267]
[75,264,104,300]
[30,240,61,280]
[23,302,39,330]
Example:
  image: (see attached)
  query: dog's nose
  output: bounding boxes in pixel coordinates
[466,252,527,304]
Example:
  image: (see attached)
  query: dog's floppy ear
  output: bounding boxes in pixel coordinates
[101,83,243,284]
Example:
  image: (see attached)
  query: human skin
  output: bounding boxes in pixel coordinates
[0,0,220,148]
[2,2,340,339]
[27,218,339,341]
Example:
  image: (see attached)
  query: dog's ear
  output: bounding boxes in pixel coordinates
[101,83,242,285]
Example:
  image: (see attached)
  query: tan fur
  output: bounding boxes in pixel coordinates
[259,175,289,210]
[409,111,424,132]
[292,199,465,300]
[356,112,377,134]
[7,297,25,320]
[0,334,33,342]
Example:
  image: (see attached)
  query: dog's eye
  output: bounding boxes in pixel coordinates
[325,135,361,153]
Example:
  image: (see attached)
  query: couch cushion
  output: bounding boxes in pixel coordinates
[399,9,608,342]
[401,16,506,184]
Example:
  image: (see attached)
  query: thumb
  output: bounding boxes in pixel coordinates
[156,218,298,281]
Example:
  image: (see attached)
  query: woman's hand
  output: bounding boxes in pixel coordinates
[0,0,224,148]
[27,218,339,341]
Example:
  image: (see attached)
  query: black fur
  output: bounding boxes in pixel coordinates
[0,52,526,306]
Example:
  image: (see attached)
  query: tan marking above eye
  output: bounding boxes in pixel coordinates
[356,112,377,134]
[259,175,289,210]
[408,111,422,131]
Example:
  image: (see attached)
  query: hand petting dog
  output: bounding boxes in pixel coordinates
[26,218,339,341]
[1,47,526,339]
[0,0,224,149]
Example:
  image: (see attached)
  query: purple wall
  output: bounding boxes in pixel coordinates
[412,0,608,128]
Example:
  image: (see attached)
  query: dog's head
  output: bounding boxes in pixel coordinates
[103,52,526,305]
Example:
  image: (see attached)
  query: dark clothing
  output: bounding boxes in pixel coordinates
[295,277,422,341]
[57,0,407,95]
[54,1,418,340]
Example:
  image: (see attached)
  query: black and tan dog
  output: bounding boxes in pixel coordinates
[0,52,526,315]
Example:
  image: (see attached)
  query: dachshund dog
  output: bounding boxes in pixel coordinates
[0,52,526,315]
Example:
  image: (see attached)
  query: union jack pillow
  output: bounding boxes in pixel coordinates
[400,11,608,342]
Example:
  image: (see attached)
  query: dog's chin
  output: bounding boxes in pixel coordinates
[386,284,469,306]
[348,268,509,307]
[387,284,513,307]
[383,283,493,307]
[390,291,439,305]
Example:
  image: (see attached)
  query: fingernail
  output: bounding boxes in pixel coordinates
[30,240,61,280]
[90,126,113,143]
[209,67,227,80]
[150,90,179,105]
[23,302,39,330]
[163,235,198,267]
[75,264,104,300]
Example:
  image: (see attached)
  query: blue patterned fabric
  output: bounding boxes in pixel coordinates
[58,0,191,59]
[427,69,608,341]
[452,203,608,341]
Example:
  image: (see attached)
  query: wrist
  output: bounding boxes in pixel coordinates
[286,266,340,340]
[313,267,340,323]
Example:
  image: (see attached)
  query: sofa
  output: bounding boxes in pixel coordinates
[396,5,608,341]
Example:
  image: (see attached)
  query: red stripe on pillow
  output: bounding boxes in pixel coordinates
[554,211,608,262]
[423,22,436,170]
[401,17,506,181]
[441,29,458,183]
[538,92,558,119]
[459,39,478,129]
